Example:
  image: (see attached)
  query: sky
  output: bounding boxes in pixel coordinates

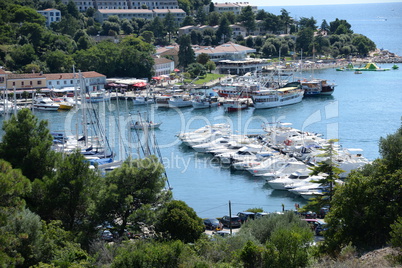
[215,0,402,6]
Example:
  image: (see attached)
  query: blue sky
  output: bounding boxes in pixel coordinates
[216,0,402,6]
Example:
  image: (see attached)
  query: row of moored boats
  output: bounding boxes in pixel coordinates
[131,74,336,112]
[177,122,369,200]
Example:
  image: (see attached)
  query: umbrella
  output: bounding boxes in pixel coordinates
[133,82,147,87]
[174,68,180,72]
[152,76,162,80]
[107,83,118,87]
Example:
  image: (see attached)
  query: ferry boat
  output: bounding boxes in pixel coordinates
[251,86,304,109]
[297,79,336,96]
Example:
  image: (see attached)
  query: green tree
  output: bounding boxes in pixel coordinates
[182,16,195,26]
[0,109,56,182]
[208,11,220,26]
[329,18,353,34]
[279,9,292,34]
[164,11,177,43]
[240,241,264,268]
[238,5,256,35]
[322,125,402,253]
[34,151,99,233]
[10,44,38,70]
[121,19,134,35]
[216,17,232,42]
[97,156,170,237]
[0,160,31,267]
[296,27,314,54]
[321,19,329,32]
[156,200,204,243]
[111,240,187,267]
[44,50,75,73]
[299,16,317,31]
[205,60,216,73]
[12,6,46,25]
[196,52,210,65]
[352,34,376,57]
[141,31,155,44]
[187,62,206,78]
[256,9,268,20]
[263,13,280,33]
[178,34,195,69]
[265,225,314,268]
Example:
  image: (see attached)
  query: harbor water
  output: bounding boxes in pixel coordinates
[1,3,401,218]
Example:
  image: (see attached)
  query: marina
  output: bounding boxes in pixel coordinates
[0,63,399,219]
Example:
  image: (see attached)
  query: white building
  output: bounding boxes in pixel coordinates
[37,8,61,27]
[194,42,269,75]
[212,2,257,15]
[153,57,175,76]
[62,0,179,11]
[95,8,186,24]
[43,72,107,92]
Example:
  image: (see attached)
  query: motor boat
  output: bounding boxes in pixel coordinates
[32,96,60,111]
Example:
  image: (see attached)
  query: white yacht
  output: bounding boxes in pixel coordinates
[32,96,60,111]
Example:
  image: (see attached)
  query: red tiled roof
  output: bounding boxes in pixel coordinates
[43,71,105,80]
[154,57,173,64]
[7,73,46,79]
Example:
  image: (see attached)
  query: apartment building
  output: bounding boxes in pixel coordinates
[62,0,179,11]
[37,8,61,27]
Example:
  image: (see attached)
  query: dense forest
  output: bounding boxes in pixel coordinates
[0,0,376,78]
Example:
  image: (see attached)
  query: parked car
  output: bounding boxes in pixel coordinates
[100,229,113,242]
[255,212,269,219]
[220,215,242,228]
[302,218,327,235]
[237,212,256,223]
[204,218,223,231]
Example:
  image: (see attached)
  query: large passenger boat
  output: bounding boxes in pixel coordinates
[251,86,304,109]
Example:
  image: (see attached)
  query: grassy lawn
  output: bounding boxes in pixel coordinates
[183,73,226,85]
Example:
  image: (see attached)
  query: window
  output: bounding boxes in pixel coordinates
[12,82,15,86]
[64,81,67,84]
[21,82,24,86]
[49,81,52,85]
[38,81,42,85]
[57,81,60,85]
[0,77,4,83]
[30,81,33,85]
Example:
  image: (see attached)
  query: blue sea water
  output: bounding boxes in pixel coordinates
[1,3,401,219]
[263,2,402,56]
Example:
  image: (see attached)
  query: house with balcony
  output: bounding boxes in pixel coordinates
[95,8,185,24]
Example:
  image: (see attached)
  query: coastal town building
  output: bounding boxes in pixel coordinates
[193,42,269,75]
[94,8,186,24]
[62,0,179,11]
[37,8,61,27]
[155,45,180,67]
[212,2,257,15]
[153,57,175,76]
[6,73,47,92]
[0,68,7,91]
[43,72,107,92]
